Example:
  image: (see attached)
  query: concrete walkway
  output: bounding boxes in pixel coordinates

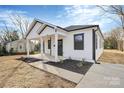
[76,63,124,88]
[29,61,83,84]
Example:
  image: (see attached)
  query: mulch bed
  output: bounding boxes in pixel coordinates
[45,59,93,74]
[16,57,43,63]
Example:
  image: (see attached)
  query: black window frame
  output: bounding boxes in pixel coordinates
[74,33,84,50]
[20,45,22,49]
[48,40,51,49]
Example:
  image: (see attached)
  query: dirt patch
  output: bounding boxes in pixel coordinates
[98,49,124,64]
[45,60,93,74]
[0,55,76,88]
[17,57,44,63]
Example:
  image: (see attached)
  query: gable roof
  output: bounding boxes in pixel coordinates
[64,25,99,31]
[25,19,103,39]
[25,19,57,38]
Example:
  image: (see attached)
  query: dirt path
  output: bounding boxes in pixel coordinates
[98,49,124,64]
[0,55,76,88]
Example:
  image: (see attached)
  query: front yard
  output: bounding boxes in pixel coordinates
[0,55,76,88]
[98,49,124,64]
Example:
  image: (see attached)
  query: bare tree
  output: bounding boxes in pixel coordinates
[8,14,30,39]
[98,5,124,28]
[98,5,124,51]
[0,22,19,42]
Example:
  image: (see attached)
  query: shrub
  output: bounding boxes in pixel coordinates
[9,48,16,55]
[0,46,9,56]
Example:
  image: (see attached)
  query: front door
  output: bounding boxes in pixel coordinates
[58,39,63,56]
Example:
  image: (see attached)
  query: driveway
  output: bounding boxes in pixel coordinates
[76,63,124,88]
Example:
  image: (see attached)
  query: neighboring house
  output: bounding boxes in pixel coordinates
[6,39,35,53]
[25,19,104,63]
[0,41,9,46]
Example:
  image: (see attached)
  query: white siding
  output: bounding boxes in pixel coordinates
[44,37,50,54]
[26,20,104,63]
[40,26,55,36]
[63,28,94,62]
[95,30,104,60]
[27,22,42,39]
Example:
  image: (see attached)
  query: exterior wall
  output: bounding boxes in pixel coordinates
[26,20,104,63]
[41,27,104,63]
[40,26,56,36]
[6,41,18,52]
[95,30,104,60]
[44,37,50,55]
[63,28,94,62]
[27,22,42,39]
[17,42,26,53]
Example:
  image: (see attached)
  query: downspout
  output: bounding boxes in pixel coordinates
[92,27,99,64]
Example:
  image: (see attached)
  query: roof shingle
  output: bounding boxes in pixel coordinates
[64,25,98,31]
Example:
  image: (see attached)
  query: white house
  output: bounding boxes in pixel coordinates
[6,39,35,54]
[25,19,104,63]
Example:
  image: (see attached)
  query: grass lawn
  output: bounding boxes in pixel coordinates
[0,55,76,88]
[98,49,124,64]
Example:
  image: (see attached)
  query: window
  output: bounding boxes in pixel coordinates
[20,45,22,49]
[48,40,51,49]
[74,33,84,50]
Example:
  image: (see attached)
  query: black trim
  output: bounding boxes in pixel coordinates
[38,25,54,35]
[92,29,96,63]
[74,33,84,50]
[48,38,52,55]
[48,40,51,49]
[47,25,54,29]
[66,25,99,32]
[96,26,104,40]
[58,39,63,56]
[50,37,51,55]
[35,19,54,29]
[38,25,47,34]
[25,21,37,38]
[35,20,44,24]
[57,26,67,31]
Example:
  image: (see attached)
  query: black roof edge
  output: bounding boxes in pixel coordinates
[25,18,104,40]
[95,25,104,40]
[25,20,37,39]
[65,25,99,32]
[38,25,54,35]
[56,26,68,31]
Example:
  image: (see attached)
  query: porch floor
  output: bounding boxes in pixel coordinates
[24,54,60,62]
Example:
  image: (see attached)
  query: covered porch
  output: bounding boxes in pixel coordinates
[26,27,67,62]
[28,53,64,62]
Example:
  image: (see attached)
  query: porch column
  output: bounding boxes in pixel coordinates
[40,37,43,55]
[26,39,30,57]
[55,31,58,62]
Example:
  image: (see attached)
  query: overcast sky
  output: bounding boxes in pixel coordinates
[0,5,121,33]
